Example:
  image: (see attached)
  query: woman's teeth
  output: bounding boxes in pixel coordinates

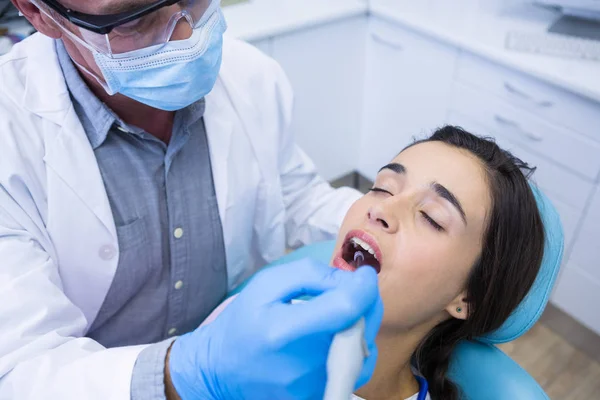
[350,237,378,260]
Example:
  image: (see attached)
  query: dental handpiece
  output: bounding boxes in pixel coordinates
[292,251,369,400]
[354,250,365,266]
[323,317,367,400]
[323,250,368,400]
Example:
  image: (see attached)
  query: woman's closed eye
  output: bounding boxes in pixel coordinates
[369,187,393,196]
[370,186,445,231]
[420,211,444,232]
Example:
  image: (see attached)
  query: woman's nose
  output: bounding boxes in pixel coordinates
[367,203,398,233]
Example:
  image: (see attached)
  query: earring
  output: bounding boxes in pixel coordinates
[456,307,462,313]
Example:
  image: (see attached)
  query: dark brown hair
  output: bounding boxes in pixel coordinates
[410,126,545,400]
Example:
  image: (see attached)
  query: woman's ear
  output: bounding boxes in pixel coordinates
[446,291,469,321]
[11,0,63,39]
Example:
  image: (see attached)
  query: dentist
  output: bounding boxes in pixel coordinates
[0,0,382,399]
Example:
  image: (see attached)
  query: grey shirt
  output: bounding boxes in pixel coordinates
[56,41,227,399]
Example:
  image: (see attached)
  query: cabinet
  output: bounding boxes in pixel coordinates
[559,185,600,333]
[449,82,600,182]
[455,53,600,144]
[569,186,600,282]
[552,264,600,334]
[358,18,459,180]
[270,17,367,181]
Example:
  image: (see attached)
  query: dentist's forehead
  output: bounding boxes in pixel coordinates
[59,0,160,15]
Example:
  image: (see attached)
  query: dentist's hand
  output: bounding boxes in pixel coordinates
[167,258,383,400]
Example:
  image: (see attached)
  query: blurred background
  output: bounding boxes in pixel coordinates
[2,0,600,398]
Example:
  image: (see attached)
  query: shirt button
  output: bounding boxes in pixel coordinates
[99,245,117,260]
[173,227,184,239]
[174,280,184,290]
[116,125,130,134]
[168,328,177,336]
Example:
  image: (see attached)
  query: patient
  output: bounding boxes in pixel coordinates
[204,125,545,400]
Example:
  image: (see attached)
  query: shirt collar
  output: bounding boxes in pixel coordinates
[180,98,206,129]
[55,40,117,149]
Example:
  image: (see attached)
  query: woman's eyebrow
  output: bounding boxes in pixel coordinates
[379,163,406,174]
[432,182,467,225]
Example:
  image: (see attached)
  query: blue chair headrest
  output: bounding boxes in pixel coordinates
[481,185,564,344]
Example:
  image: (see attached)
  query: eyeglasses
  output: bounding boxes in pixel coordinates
[31,0,216,57]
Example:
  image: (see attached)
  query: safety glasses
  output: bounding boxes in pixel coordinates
[31,0,216,57]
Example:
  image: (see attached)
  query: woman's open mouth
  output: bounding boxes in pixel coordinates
[332,230,382,274]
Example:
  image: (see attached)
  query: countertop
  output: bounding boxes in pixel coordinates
[223,0,368,42]
[370,0,600,104]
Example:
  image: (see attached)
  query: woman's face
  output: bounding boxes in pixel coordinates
[332,141,492,332]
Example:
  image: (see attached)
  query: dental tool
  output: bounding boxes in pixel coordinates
[353,250,365,267]
[324,316,367,400]
[323,249,369,400]
[292,250,370,400]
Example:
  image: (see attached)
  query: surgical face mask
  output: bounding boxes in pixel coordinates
[36,0,226,111]
[97,8,226,110]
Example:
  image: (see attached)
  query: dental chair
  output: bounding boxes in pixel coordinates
[231,186,564,399]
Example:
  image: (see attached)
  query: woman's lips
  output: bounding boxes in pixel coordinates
[332,254,356,271]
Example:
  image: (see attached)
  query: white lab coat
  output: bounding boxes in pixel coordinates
[0,33,360,399]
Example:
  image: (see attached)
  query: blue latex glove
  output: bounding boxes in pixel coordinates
[168,258,383,400]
